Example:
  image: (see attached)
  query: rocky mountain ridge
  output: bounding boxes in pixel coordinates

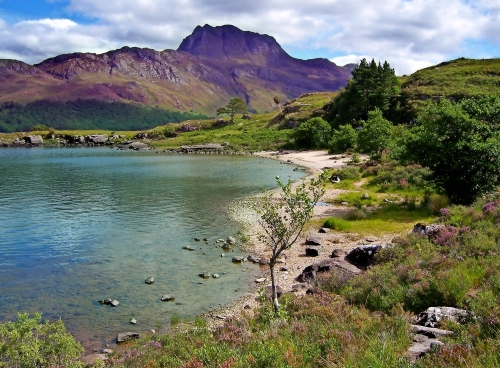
[0,24,353,114]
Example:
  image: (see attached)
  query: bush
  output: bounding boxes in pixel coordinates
[332,167,361,181]
[292,117,331,149]
[0,313,84,368]
[329,124,357,153]
[357,108,394,154]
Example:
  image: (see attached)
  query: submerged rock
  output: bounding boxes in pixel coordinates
[116,332,139,344]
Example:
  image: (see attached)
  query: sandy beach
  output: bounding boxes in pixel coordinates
[204,150,392,327]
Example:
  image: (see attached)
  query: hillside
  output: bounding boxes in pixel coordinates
[0,24,353,128]
[400,57,500,115]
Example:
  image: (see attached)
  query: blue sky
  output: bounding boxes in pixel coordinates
[0,0,499,75]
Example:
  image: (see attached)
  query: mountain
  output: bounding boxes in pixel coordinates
[0,24,353,118]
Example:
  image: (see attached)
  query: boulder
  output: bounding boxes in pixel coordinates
[264,285,283,299]
[331,249,346,258]
[296,258,362,283]
[129,142,149,150]
[412,223,445,237]
[87,134,108,144]
[145,276,154,284]
[25,135,43,145]
[110,300,120,307]
[305,247,320,257]
[247,255,260,263]
[416,307,469,328]
[116,332,140,344]
[161,294,175,301]
[232,256,244,263]
[318,228,330,233]
[305,236,322,246]
[345,244,383,268]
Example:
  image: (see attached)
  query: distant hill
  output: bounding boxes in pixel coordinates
[400,57,500,116]
[0,24,353,130]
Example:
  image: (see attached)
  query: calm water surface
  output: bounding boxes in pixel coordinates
[0,147,304,349]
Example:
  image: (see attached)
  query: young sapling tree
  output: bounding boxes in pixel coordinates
[255,174,326,314]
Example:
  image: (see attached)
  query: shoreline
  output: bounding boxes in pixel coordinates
[202,150,390,330]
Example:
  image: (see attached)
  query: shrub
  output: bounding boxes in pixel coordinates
[345,208,367,220]
[292,117,331,149]
[329,124,357,153]
[0,313,84,368]
[332,166,361,181]
[428,194,449,215]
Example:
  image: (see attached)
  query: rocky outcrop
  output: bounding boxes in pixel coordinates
[416,306,469,328]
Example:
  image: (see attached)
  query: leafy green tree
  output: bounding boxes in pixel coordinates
[331,58,400,127]
[255,175,325,314]
[216,97,248,123]
[0,312,84,368]
[405,96,500,205]
[357,108,394,154]
[292,117,331,149]
[329,124,358,153]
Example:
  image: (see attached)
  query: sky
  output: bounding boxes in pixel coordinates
[0,0,499,75]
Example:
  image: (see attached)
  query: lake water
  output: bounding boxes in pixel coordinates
[0,147,304,350]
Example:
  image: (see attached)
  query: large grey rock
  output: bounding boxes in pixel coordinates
[305,236,322,246]
[296,258,362,283]
[129,141,149,150]
[412,223,445,236]
[345,244,383,268]
[232,256,244,263]
[110,300,120,307]
[25,135,43,145]
[87,134,108,144]
[416,307,469,328]
[116,332,140,344]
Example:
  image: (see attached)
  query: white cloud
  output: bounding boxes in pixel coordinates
[0,0,498,74]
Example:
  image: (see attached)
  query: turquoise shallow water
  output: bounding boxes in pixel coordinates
[0,147,304,349]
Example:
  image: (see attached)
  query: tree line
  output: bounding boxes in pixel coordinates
[0,99,207,132]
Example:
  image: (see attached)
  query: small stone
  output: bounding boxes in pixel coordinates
[102,349,113,354]
[161,295,175,301]
[215,315,226,320]
[255,278,266,283]
[221,254,225,257]
[212,274,220,279]
[341,202,349,206]
[130,319,137,324]
[194,237,201,241]
[182,246,195,251]
[199,272,210,279]
[150,330,155,334]
[232,256,244,263]
[362,193,370,199]
[227,236,236,245]
[305,236,322,245]
[305,247,320,257]
[203,238,208,241]
[110,300,119,307]
[145,276,154,284]
[318,228,330,233]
